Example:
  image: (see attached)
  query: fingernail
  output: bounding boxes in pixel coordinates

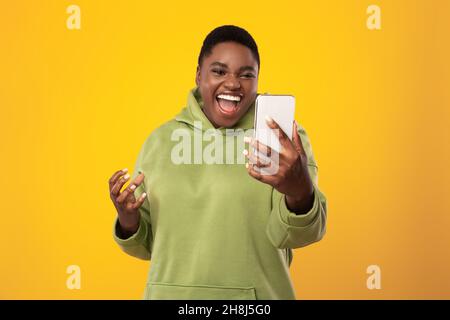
[130,184,136,190]
[122,168,128,173]
[245,163,249,169]
[265,116,273,124]
[141,192,147,198]
[123,174,130,180]
[243,136,251,143]
[243,149,248,156]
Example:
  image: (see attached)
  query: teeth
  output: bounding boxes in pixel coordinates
[217,94,241,102]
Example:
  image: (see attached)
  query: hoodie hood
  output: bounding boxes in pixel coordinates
[175,87,256,133]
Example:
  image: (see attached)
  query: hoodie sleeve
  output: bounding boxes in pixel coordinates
[112,141,153,261]
[265,124,327,249]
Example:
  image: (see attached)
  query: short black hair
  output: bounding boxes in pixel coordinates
[198,25,260,71]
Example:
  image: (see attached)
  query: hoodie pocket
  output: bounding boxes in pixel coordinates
[144,282,257,300]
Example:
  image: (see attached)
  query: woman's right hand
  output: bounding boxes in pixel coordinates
[109,168,147,237]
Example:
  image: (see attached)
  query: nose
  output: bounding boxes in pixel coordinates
[223,74,241,90]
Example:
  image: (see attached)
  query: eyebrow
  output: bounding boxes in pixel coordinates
[210,62,256,73]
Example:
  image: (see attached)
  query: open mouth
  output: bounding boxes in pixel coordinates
[215,93,243,116]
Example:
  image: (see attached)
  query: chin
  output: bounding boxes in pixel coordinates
[211,115,235,128]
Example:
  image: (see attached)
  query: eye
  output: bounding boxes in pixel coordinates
[240,73,255,79]
[212,68,226,76]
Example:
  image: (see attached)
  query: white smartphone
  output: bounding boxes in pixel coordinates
[253,94,295,154]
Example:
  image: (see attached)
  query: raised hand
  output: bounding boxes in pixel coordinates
[244,118,314,214]
[109,168,146,236]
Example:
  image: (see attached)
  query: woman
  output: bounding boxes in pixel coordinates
[108,25,327,300]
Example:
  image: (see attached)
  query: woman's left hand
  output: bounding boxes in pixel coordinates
[244,117,314,214]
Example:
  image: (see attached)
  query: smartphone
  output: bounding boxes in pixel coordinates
[253,94,295,154]
[252,94,295,175]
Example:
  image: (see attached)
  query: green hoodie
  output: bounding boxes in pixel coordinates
[113,87,327,300]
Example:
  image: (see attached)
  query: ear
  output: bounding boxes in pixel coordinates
[195,65,200,86]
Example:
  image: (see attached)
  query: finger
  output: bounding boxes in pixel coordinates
[243,149,271,168]
[292,120,305,155]
[244,136,272,157]
[246,161,263,181]
[110,172,131,199]
[252,139,273,158]
[109,168,128,190]
[124,172,146,203]
[116,181,136,205]
[245,162,277,184]
[132,192,148,210]
[117,172,145,205]
[265,116,290,148]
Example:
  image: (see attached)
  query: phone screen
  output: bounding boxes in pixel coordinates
[252,94,295,175]
[253,94,295,153]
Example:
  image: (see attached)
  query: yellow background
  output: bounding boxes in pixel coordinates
[1,0,449,299]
